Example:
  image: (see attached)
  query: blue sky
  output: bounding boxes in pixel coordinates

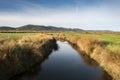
[0,0,120,31]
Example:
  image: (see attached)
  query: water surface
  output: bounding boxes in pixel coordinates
[11,41,112,80]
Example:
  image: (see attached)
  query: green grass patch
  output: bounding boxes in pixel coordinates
[0,33,39,39]
[63,32,120,52]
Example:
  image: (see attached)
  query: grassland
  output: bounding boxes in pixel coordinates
[0,33,38,39]
[52,32,120,80]
[65,32,120,52]
[0,33,57,80]
[0,32,120,80]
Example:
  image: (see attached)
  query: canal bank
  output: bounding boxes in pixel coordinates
[11,41,112,80]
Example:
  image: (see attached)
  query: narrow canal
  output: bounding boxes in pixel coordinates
[11,41,112,80]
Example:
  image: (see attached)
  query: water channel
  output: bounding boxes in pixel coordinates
[10,41,112,80]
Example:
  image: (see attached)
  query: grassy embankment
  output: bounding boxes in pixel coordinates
[52,32,120,80]
[0,32,119,80]
[0,33,57,80]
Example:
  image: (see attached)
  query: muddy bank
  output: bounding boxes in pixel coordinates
[0,34,58,80]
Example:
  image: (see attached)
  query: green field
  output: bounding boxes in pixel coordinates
[64,32,120,52]
[1,32,119,51]
[0,32,120,55]
[0,33,39,39]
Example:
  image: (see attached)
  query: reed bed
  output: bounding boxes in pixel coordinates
[52,33,120,80]
[0,33,57,80]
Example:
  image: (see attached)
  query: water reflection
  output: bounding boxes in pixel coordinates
[102,71,113,80]
[53,40,59,51]
[69,42,112,80]
[9,41,112,80]
[69,43,99,67]
[10,65,42,80]
[9,41,59,80]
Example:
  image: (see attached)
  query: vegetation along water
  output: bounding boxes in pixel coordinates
[0,32,119,80]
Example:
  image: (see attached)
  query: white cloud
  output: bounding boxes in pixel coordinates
[0,1,120,31]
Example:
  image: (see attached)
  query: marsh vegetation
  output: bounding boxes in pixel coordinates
[10,41,112,80]
[52,32,120,80]
[0,32,119,80]
[0,33,58,80]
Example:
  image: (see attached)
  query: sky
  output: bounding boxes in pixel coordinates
[0,0,120,31]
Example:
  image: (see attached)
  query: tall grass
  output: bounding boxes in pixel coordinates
[0,33,57,80]
[52,32,120,80]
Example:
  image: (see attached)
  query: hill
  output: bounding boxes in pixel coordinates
[0,25,118,33]
[0,24,84,32]
[0,26,16,30]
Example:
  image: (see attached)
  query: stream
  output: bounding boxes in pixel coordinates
[10,41,112,80]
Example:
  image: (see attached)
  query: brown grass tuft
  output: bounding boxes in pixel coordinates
[0,33,57,80]
[75,37,103,54]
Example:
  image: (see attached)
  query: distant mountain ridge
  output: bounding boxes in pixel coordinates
[0,26,16,30]
[0,24,118,32]
[0,24,84,32]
